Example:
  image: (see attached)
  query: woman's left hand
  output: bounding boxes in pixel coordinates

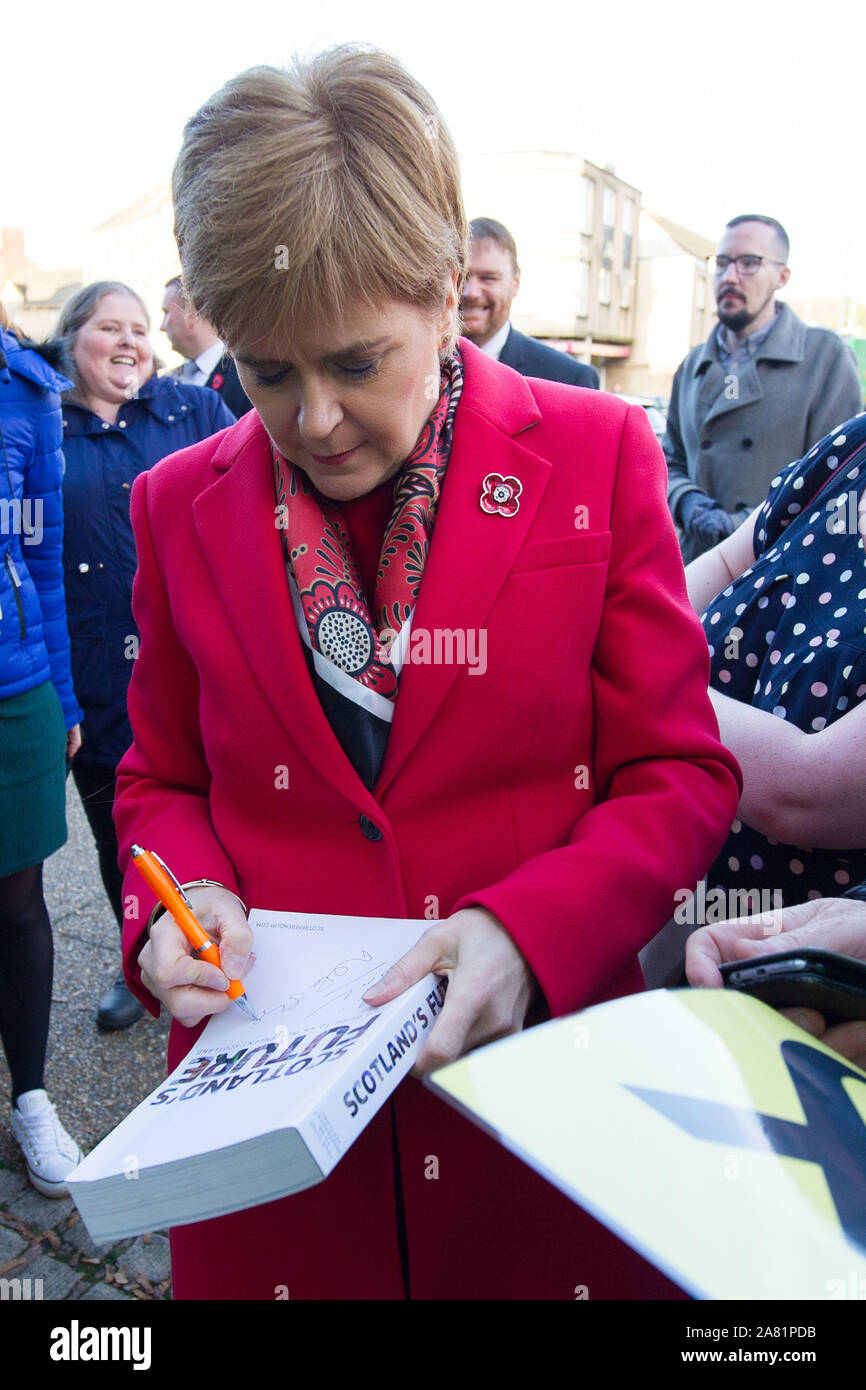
[66,724,82,759]
[362,906,538,1077]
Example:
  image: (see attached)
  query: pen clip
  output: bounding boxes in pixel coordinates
[150,851,193,910]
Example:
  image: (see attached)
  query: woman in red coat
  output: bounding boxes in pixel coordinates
[113,46,741,1300]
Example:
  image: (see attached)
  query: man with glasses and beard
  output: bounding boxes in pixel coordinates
[663,215,861,562]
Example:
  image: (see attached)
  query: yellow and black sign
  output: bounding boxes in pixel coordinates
[427,989,866,1299]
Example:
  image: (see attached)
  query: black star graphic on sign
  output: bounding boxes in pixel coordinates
[627,1040,866,1250]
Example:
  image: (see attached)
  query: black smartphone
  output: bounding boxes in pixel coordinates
[720,948,866,1026]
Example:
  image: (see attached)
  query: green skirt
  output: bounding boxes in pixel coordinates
[0,681,68,877]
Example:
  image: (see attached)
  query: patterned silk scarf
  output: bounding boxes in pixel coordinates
[272,350,464,787]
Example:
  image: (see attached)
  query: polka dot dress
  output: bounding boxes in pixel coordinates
[701,411,866,907]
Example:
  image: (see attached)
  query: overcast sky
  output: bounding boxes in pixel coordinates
[5,0,864,304]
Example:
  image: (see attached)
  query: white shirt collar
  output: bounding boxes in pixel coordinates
[193,340,226,380]
[478,320,512,360]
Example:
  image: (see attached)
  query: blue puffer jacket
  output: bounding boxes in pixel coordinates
[62,372,236,768]
[0,325,82,728]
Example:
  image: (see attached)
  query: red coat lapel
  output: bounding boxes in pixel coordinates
[192,414,374,807]
[375,344,550,797]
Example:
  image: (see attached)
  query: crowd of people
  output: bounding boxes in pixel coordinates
[1,42,865,1299]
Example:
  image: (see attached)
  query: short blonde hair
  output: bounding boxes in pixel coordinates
[172,45,468,352]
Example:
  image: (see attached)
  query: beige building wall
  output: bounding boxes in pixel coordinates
[1,298,64,341]
[607,210,716,398]
[0,228,82,341]
[460,151,640,370]
[84,189,182,367]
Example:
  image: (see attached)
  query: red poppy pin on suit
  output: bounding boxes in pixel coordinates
[480,473,522,516]
[211,373,224,391]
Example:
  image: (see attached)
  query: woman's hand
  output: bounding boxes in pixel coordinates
[66,724,82,759]
[362,906,538,1077]
[137,885,254,1029]
[685,897,866,989]
[685,897,866,1068]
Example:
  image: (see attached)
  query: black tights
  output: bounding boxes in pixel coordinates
[0,863,53,1105]
[0,767,124,1105]
[70,761,124,930]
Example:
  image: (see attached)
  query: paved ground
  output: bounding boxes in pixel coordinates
[0,780,173,1300]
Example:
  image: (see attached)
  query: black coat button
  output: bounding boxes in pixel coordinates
[359,815,383,841]
[700,440,711,450]
[742,438,753,449]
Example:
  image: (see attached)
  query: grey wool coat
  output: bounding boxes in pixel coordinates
[663,303,862,562]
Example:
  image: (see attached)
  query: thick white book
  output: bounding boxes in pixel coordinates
[68,910,442,1243]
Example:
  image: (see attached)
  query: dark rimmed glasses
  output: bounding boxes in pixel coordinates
[710,254,787,277]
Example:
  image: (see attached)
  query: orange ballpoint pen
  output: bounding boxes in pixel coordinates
[131,845,258,1020]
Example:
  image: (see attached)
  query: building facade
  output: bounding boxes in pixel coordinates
[0,227,81,340]
[607,210,717,397]
[85,188,181,365]
[460,152,640,384]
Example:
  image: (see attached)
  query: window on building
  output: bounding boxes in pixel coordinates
[576,260,590,317]
[598,266,612,306]
[619,271,632,309]
[623,199,635,269]
[602,188,616,238]
[601,187,616,272]
[581,177,594,236]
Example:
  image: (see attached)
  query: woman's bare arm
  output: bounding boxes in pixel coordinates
[710,687,866,850]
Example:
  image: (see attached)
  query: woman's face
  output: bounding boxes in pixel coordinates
[232,289,457,502]
[73,291,153,405]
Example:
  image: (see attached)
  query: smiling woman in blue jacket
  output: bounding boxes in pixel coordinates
[0,307,84,1195]
[57,283,235,1030]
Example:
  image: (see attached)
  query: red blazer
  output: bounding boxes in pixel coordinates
[115,339,741,1300]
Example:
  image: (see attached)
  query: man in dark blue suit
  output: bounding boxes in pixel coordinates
[462,218,599,389]
[161,277,252,418]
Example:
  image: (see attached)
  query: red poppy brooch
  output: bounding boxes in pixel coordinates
[480,473,522,516]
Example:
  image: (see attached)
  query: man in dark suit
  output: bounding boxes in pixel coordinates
[161,277,251,417]
[461,218,599,389]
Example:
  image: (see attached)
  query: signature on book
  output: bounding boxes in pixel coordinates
[258,950,388,1021]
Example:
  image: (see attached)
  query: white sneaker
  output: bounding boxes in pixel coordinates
[10,1090,83,1198]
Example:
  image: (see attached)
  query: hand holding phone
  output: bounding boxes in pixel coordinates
[685,896,866,1067]
[721,947,866,1026]
[685,895,866,990]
